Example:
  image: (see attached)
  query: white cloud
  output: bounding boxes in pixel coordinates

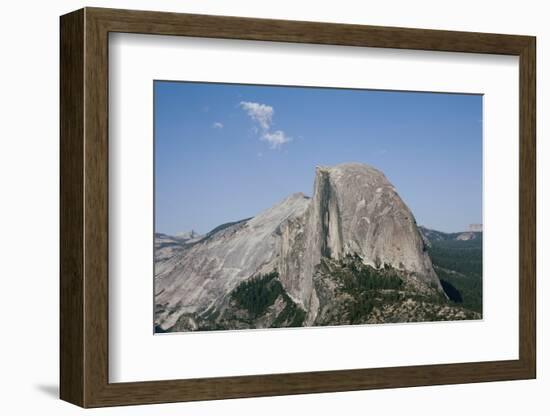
[239,101,296,150]
[262,130,292,149]
[212,122,223,129]
[239,101,274,130]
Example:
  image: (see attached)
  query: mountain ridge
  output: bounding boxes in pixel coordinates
[155,163,479,332]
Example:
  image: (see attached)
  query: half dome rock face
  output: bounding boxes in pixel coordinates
[155,163,456,332]
[277,163,443,318]
[314,163,431,271]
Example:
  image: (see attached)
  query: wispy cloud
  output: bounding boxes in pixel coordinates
[239,101,274,130]
[212,122,224,129]
[262,130,292,149]
[239,101,294,150]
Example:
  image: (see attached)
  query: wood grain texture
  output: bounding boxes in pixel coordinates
[59,7,537,408]
[83,10,110,406]
[518,38,536,376]
[89,7,532,54]
[59,8,84,407]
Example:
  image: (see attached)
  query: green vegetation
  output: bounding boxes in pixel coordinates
[229,271,306,327]
[435,268,482,313]
[339,261,403,293]
[428,237,482,314]
[231,271,283,318]
[314,254,467,325]
[325,255,407,324]
[271,299,306,328]
[429,237,482,277]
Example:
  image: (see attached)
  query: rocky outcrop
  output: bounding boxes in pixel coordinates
[277,164,443,321]
[456,232,477,241]
[154,193,310,330]
[155,163,446,331]
[418,226,482,244]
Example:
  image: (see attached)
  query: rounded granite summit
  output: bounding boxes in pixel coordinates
[155,163,445,331]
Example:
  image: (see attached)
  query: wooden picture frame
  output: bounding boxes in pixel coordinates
[60,7,536,408]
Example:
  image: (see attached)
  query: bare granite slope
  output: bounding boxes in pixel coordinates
[155,163,445,331]
[155,193,310,330]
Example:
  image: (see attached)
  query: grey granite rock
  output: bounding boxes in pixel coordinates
[154,193,310,330]
[154,163,444,330]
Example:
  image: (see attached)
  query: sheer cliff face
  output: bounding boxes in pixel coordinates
[277,163,442,320]
[155,163,443,330]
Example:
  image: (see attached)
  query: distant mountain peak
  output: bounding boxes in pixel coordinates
[418,225,482,245]
[175,230,201,240]
[468,224,483,232]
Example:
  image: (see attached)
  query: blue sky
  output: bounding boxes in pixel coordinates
[155,81,482,235]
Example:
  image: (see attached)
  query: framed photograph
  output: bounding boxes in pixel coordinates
[60,7,536,408]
